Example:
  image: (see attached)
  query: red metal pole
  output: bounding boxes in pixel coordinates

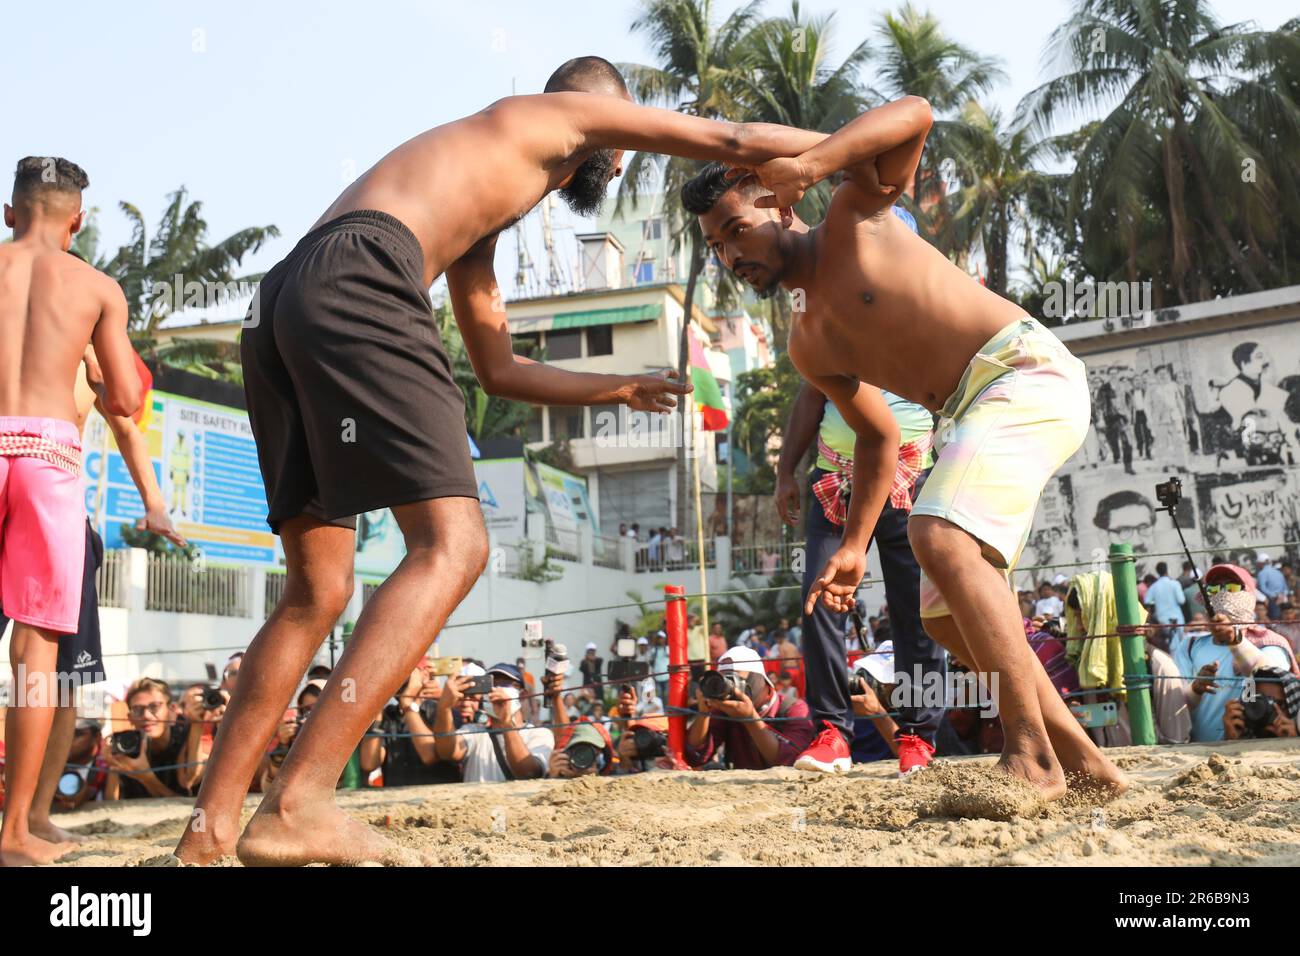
[665,584,689,763]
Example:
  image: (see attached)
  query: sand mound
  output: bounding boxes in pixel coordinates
[36,739,1300,867]
[919,764,1046,821]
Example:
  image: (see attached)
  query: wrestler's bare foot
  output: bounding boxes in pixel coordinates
[29,819,89,845]
[174,818,240,866]
[1062,752,1130,800]
[994,749,1068,801]
[0,832,76,866]
[237,798,426,867]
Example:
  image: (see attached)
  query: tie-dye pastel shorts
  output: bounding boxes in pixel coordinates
[911,318,1089,619]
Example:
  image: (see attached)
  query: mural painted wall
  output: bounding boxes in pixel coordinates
[1017,318,1300,586]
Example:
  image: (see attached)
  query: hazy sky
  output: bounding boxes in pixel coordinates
[5,0,1294,292]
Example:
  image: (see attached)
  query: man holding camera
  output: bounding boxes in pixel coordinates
[260,680,323,790]
[435,663,553,783]
[1177,564,1299,743]
[360,660,460,787]
[104,678,191,800]
[1222,667,1299,740]
[685,647,815,770]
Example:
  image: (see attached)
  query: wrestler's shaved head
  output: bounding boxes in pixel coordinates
[545,56,629,97]
[11,155,88,214]
[544,57,630,217]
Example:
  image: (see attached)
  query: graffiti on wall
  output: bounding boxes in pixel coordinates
[1019,318,1300,586]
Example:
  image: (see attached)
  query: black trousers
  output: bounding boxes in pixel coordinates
[800,468,945,744]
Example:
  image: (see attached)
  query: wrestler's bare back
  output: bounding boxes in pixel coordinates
[316,96,621,288]
[0,241,125,424]
[788,191,1028,413]
[316,93,819,289]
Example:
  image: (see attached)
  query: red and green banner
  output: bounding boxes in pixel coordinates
[688,332,728,432]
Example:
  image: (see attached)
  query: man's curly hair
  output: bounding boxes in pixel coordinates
[680,161,765,215]
[12,155,89,208]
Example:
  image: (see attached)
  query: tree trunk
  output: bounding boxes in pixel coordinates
[988,201,1008,294]
[1161,132,1195,303]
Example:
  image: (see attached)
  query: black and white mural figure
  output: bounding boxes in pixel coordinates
[1195,341,1300,467]
[1022,317,1300,580]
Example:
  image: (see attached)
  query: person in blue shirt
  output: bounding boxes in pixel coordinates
[1172,613,1240,742]
[1144,561,1186,625]
[1256,553,1289,621]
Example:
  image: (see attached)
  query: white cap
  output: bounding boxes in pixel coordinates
[637,636,649,645]
[857,641,895,686]
[718,645,771,684]
[585,642,598,651]
[459,662,486,678]
[1257,552,1272,564]
[1052,573,1068,585]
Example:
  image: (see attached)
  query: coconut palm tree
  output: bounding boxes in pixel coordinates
[867,3,1006,256]
[72,194,276,382]
[736,1,873,224]
[941,101,1060,294]
[92,188,278,338]
[1019,0,1300,303]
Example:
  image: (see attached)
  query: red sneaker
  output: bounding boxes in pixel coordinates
[794,721,852,774]
[897,733,935,776]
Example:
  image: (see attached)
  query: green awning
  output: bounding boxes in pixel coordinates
[510,303,661,333]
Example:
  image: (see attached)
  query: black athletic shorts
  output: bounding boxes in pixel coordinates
[0,521,105,685]
[241,210,479,532]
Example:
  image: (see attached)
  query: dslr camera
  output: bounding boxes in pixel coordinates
[699,669,753,702]
[200,686,225,710]
[1155,476,1181,511]
[1241,696,1279,738]
[111,730,143,759]
[566,740,600,771]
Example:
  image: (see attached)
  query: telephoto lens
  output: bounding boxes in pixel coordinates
[699,670,732,700]
[566,741,599,770]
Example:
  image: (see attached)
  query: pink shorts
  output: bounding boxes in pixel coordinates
[0,417,86,634]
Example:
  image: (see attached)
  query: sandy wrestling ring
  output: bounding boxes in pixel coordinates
[40,739,1300,867]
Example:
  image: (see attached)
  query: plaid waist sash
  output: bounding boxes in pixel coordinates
[0,434,83,476]
[812,433,931,528]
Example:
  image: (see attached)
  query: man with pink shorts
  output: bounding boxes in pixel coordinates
[0,156,140,865]
[0,418,87,631]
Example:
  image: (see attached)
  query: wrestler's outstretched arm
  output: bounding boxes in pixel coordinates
[545,91,829,166]
[447,234,691,412]
[735,96,932,220]
[800,371,898,615]
[89,276,142,418]
[83,349,187,548]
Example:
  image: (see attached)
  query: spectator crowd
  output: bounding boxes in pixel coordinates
[1,550,1295,817]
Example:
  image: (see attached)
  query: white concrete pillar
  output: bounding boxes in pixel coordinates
[251,566,267,621]
[127,548,149,614]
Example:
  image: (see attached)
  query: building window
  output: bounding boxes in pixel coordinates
[546,329,583,360]
[525,406,543,443]
[550,406,585,440]
[586,325,613,356]
[634,260,655,284]
[642,218,663,241]
[513,333,541,358]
